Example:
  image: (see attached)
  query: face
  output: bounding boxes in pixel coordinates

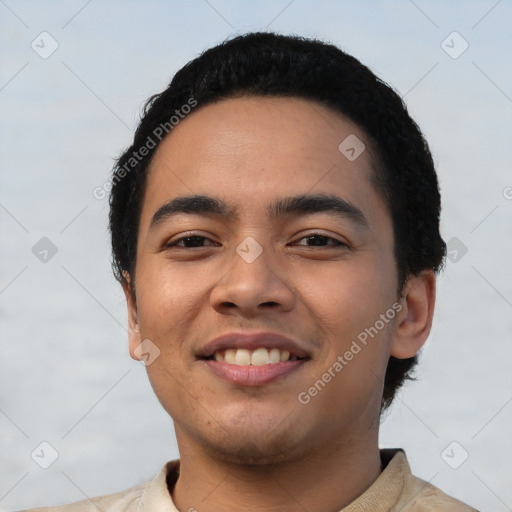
[125,96,411,464]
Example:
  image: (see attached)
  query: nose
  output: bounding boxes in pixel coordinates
[210,242,295,318]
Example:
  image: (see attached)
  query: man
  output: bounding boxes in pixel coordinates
[24,32,478,511]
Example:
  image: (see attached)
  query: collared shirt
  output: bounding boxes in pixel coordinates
[20,448,478,511]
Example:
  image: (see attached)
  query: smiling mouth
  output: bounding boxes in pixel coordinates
[200,347,310,386]
[203,347,307,365]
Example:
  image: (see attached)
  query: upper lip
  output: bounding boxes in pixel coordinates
[196,331,311,359]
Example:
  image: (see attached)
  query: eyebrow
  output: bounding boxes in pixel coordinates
[149,193,368,230]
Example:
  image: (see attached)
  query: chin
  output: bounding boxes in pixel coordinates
[212,438,303,466]
[203,418,313,466]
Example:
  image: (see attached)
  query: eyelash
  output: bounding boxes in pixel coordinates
[164,232,347,249]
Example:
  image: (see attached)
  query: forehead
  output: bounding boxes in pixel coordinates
[140,96,388,230]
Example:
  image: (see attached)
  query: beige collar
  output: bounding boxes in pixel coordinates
[139,448,408,512]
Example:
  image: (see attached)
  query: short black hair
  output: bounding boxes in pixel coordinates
[109,32,446,412]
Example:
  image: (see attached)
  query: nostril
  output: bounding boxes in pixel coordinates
[220,302,237,308]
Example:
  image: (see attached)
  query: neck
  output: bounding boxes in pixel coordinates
[170,431,383,512]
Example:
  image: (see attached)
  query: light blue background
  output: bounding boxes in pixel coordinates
[1,1,511,510]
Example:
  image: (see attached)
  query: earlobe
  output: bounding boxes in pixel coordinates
[390,270,436,359]
[121,272,143,361]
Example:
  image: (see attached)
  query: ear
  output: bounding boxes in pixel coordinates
[121,271,143,361]
[390,270,436,359]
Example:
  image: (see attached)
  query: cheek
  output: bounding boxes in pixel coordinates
[298,257,392,326]
[134,259,210,347]
[145,360,203,424]
[296,256,397,375]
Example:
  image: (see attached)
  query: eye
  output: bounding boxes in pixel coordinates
[164,233,346,250]
[292,233,347,248]
[165,235,219,249]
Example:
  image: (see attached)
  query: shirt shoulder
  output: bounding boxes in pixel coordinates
[16,460,180,512]
[396,466,479,511]
[346,448,479,512]
[16,477,151,512]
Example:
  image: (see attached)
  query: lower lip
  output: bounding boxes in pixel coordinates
[202,359,308,386]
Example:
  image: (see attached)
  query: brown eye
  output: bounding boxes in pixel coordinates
[294,234,346,247]
[166,236,219,248]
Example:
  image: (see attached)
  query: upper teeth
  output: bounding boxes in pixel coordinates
[214,347,297,365]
